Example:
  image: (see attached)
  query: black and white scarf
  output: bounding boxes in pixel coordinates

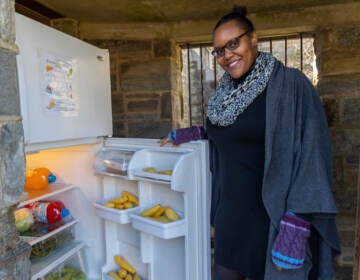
[207,52,275,127]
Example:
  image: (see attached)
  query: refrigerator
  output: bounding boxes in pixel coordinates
[15,13,211,280]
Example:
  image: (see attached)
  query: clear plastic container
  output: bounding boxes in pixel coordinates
[42,252,87,280]
[94,148,135,177]
[30,226,74,259]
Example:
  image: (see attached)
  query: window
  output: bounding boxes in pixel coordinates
[181,34,317,126]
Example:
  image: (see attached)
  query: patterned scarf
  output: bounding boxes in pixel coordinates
[207,52,275,127]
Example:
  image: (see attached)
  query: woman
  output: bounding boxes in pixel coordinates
[161,6,340,280]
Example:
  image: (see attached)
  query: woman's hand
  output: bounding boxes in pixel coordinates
[158,136,171,146]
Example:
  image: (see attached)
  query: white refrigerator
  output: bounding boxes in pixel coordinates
[15,13,211,280]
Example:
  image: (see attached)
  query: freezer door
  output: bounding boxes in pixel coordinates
[15,13,112,147]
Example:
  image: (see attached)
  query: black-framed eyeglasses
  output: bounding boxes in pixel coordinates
[211,30,250,58]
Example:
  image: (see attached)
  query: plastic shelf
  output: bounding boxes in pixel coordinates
[93,198,139,224]
[20,219,78,246]
[18,183,77,208]
[130,211,185,239]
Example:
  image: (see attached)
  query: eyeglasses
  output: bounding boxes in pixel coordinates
[211,30,250,58]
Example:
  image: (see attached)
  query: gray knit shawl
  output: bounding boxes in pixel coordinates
[207,52,275,127]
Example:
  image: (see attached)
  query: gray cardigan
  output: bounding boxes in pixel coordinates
[262,60,341,279]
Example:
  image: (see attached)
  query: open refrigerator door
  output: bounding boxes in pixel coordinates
[95,138,211,280]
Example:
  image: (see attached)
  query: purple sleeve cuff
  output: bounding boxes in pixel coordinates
[172,126,205,145]
[271,213,311,269]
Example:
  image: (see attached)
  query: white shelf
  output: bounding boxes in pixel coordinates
[30,241,86,280]
[93,198,139,224]
[20,219,78,246]
[131,170,171,184]
[18,182,77,208]
[130,212,185,239]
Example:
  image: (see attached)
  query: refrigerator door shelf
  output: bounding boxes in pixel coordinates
[131,170,171,184]
[93,198,140,224]
[127,149,190,181]
[130,210,185,239]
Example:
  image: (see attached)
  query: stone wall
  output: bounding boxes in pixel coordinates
[0,0,31,279]
[316,24,360,278]
[85,39,178,138]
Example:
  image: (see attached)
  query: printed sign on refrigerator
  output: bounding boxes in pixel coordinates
[40,51,78,116]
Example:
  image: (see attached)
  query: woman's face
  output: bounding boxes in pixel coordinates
[213,20,258,79]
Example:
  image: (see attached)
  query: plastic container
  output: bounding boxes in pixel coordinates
[130,207,185,239]
[42,250,87,280]
[26,200,73,223]
[25,167,57,190]
[93,197,139,224]
[94,148,135,177]
[30,226,74,259]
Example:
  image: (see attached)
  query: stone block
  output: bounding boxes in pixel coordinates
[321,97,340,127]
[50,18,79,38]
[120,60,171,91]
[111,94,124,115]
[127,99,159,114]
[317,75,360,97]
[89,40,153,58]
[334,263,354,279]
[111,74,117,92]
[161,92,171,119]
[0,119,25,204]
[338,229,355,247]
[330,129,360,155]
[0,50,20,115]
[346,156,359,165]
[333,189,357,216]
[343,164,359,190]
[154,39,172,57]
[112,121,126,138]
[343,98,360,127]
[332,156,344,191]
[128,121,172,138]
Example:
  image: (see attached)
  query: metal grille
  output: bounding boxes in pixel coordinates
[181,33,316,126]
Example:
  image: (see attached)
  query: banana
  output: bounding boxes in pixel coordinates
[108,271,122,280]
[110,196,128,204]
[164,206,180,221]
[114,203,125,209]
[140,204,161,217]
[122,191,139,205]
[151,216,172,223]
[133,274,142,280]
[143,167,156,173]
[118,268,127,278]
[104,202,115,208]
[152,206,165,217]
[158,170,173,175]
[123,201,134,209]
[125,274,133,280]
[114,255,136,274]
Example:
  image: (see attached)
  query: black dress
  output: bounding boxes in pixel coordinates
[206,89,269,280]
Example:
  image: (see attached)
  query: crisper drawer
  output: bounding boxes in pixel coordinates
[36,244,87,280]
